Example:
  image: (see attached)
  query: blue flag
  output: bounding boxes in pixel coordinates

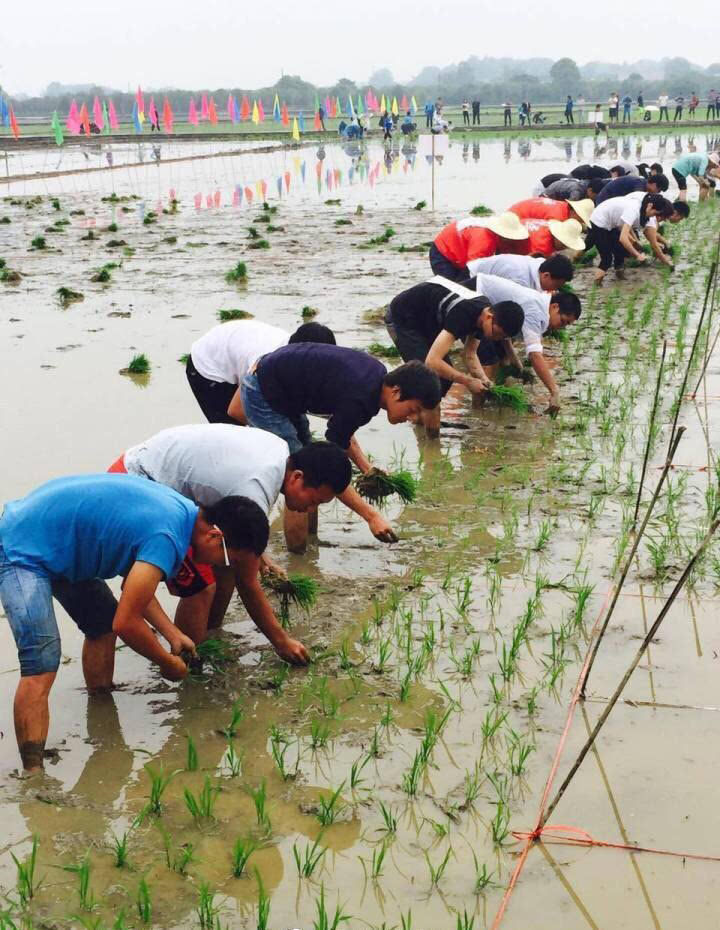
[0,98,9,127]
[298,111,305,132]
[132,101,142,133]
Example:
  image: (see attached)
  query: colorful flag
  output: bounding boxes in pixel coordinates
[314,92,320,112]
[208,97,218,125]
[335,96,342,117]
[194,193,202,209]
[201,94,209,119]
[400,94,408,111]
[276,177,283,196]
[301,161,306,182]
[391,97,399,116]
[66,99,79,133]
[411,96,418,115]
[79,102,90,136]
[213,190,221,207]
[348,96,355,117]
[136,86,145,116]
[299,111,305,132]
[228,94,237,123]
[245,186,253,203]
[292,116,300,141]
[93,95,104,130]
[162,98,173,133]
[252,100,259,125]
[132,101,142,133]
[281,102,289,126]
[108,100,119,130]
[380,94,386,113]
[241,95,250,120]
[51,110,63,145]
[102,101,110,134]
[324,95,332,116]
[260,179,267,199]
[257,99,265,122]
[314,110,322,130]
[273,93,281,121]
[285,171,291,192]
[255,180,263,200]
[357,94,364,116]
[9,106,20,140]
[148,97,158,126]
[188,98,199,126]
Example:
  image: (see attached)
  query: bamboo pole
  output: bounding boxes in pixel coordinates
[632,340,667,529]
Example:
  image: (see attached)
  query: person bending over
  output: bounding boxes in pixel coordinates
[0,474,267,770]
[240,344,441,544]
[671,152,720,202]
[466,254,574,291]
[542,176,608,202]
[594,172,669,205]
[429,212,529,282]
[468,273,582,416]
[187,320,335,425]
[110,426,353,663]
[385,278,524,437]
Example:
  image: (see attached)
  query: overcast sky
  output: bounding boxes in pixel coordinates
[5,0,718,95]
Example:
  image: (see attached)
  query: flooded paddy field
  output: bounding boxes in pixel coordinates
[1,131,720,930]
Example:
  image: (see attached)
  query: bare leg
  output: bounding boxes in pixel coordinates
[284,505,309,552]
[14,672,56,771]
[174,583,217,643]
[421,404,441,439]
[208,570,235,631]
[82,632,117,692]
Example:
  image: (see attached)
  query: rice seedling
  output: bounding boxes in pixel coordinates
[312,883,350,930]
[248,781,271,832]
[30,235,47,249]
[255,869,270,930]
[142,763,177,818]
[126,353,150,375]
[526,685,540,717]
[136,878,152,924]
[263,573,318,627]
[490,800,511,845]
[192,636,234,674]
[248,238,270,249]
[373,637,392,673]
[367,342,401,358]
[472,853,495,892]
[401,910,414,930]
[316,782,346,826]
[11,836,39,907]
[91,264,116,282]
[269,725,298,781]
[186,733,198,771]
[218,307,253,322]
[350,754,370,789]
[370,842,387,880]
[301,305,318,318]
[183,775,220,823]
[470,203,492,216]
[532,519,552,552]
[402,751,425,797]
[355,469,418,504]
[293,834,326,878]
[571,584,593,629]
[142,211,157,225]
[63,858,95,912]
[56,286,84,307]
[456,911,475,930]
[159,825,196,875]
[51,198,61,210]
[0,267,21,284]
[231,836,257,878]
[425,848,452,886]
[399,666,413,701]
[365,227,396,246]
[196,882,222,930]
[225,262,248,283]
[107,221,119,232]
[110,830,130,868]
[488,384,531,412]
[464,762,484,808]
[219,700,244,739]
[377,800,398,835]
[507,730,535,776]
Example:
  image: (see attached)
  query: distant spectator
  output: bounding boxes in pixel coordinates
[401,111,417,135]
[674,95,684,122]
[462,99,470,126]
[380,110,393,141]
[318,106,326,131]
[621,94,633,123]
[518,101,529,126]
[637,91,645,108]
[707,91,717,121]
[424,100,434,128]
[564,96,574,125]
[590,104,609,138]
[435,98,444,115]
[688,93,699,118]
[503,100,512,127]
[658,92,669,121]
[608,92,619,122]
[577,95,586,123]
[472,98,481,125]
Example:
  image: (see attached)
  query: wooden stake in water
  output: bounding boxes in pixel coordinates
[632,340,667,528]
[542,515,720,828]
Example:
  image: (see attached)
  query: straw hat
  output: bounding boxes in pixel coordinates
[477,211,529,240]
[709,152,720,166]
[548,218,586,251]
[567,198,594,227]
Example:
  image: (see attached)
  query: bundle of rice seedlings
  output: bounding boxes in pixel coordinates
[30,236,47,250]
[263,573,318,628]
[414,200,427,210]
[218,308,253,322]
[301,305,318,319]
[355,469,418,504]
[188,637,234,675]
[367,342,401,358]
[57,287,84,307]
[225,262,248,283]
[577,245,598,265]
[487,384,530,412]
[470,204,492,216]
[248,239,270,250]
[0,268,21,284]
[127,353,150,374]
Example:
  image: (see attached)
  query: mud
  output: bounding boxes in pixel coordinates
[1,132,720,929]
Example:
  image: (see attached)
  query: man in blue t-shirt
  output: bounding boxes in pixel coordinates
[0,474,268,771]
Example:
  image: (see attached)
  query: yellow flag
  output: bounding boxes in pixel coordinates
[255,180,263,199]
[252,100,260,125]
[411,95,418,112]
[380,94,386,112]
[292,116,300,141]
[138,110,146,124]
[391,96,399,116]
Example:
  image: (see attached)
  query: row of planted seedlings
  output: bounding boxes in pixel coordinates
[4,203,719,930]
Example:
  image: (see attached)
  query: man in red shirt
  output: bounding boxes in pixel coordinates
[508,197,593,256]
[430,212,529,281]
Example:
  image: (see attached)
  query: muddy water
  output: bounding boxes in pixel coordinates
[1,134,720,929]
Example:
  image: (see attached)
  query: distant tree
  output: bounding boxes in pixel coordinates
[627,72,644,82]
[368,68,394,87]
[707,63,720,74]
[550,57,581,92]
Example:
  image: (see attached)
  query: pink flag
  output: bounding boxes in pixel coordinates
[400,94,408,111]
[285,171,291,192]
[9,106,20,140]
[206,194,213,208]
[232,188,240,207]
[194,193,202,209]
[260,180,267,199]
[136,86,144,115]
[162,98,173,133]
[92,96,104,130]
[201,94,209,119]
[108,100,119,130]
[66,99,80,133]
[324,95,331,115]
[213,190,221,207]
[227,94,235,122]
[188,98,199,126]
[148,97,158,125]
[257,99,265,122]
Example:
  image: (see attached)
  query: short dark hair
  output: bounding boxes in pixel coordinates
[202,496,269,555]
[491,300,524,338]
[648,174,669,192]
[587,177,609,195]
[551,291,582,320]
[650,162,663,174]
[289,323,336,345]
[383,360,442,409]
[672,200,690,218]
[287,442,351,493]
[540,254,574,281]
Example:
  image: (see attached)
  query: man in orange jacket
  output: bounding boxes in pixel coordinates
[429,212,529,281]
[507,197,593,255]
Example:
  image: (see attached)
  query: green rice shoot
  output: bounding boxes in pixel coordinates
[218,308,253,322]
[355,469,418,504]
[127,353,150,375]
[488,384,530,412]
[263,574,319,629]
[367,342,401,358]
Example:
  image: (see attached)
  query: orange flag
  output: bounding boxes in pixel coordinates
[241,95,250,120]
[284,171,291,192]
[314,110,322,130]
[79,102,90,135]
[281,102,289,126]
[257,99,265,122]
[244,186,253,203]
[9,106,20,139]
[208,97,218,125]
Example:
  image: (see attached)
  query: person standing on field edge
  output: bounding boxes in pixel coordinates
[462,99,470,125]
[608,92,619,122]
[688,93,699,118]
[622,94,632,122]
[564,96,574,124]
[503,100,512,126]
[318,105,326,131]
[472,97,480,124]
[658,92,669,121]
[674,95,684,122]
[706,91,717,121]
[424,100,434,128]
[577,95,586,123]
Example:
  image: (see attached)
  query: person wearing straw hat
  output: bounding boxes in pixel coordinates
[671,151,720,202]
[507,197,591,256]
[468,273,582,415]
[430,212,529,282]
[509,196,594,228]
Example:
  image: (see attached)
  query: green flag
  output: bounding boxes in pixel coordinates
[51,110,64,146]
[102,101,110,134]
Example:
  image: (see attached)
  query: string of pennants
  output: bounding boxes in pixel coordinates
[0,86,419,145]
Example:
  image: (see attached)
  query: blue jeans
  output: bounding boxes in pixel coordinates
[0,545,61,676]
[241,372,309,454]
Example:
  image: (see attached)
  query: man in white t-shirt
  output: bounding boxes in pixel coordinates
[187,320,336,425]
[465,254,574,292]
[471,273,582,414]
[109,424,352,664]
